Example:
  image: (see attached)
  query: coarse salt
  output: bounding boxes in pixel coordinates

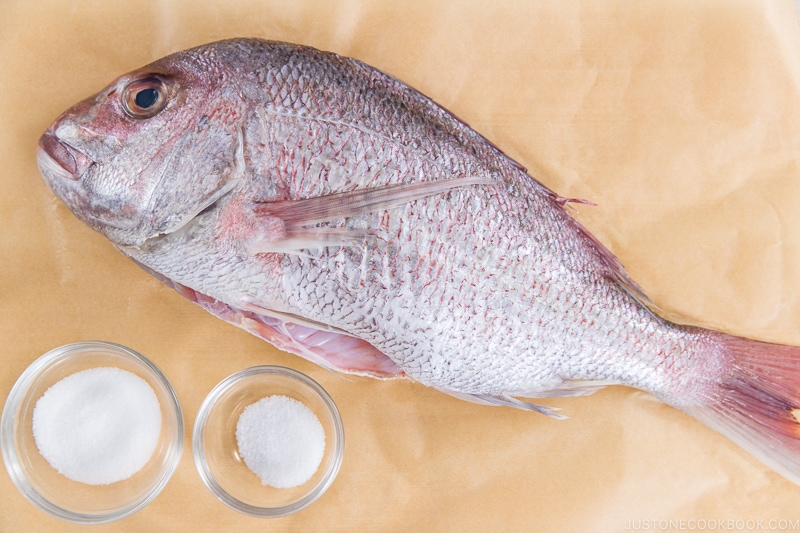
[235,395,325,489]
[31,367,162,485]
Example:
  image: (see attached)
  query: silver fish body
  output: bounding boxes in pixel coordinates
[37,39,800,484]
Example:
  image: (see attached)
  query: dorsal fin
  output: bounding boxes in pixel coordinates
[544,189,657,311]
[572,216,654,307]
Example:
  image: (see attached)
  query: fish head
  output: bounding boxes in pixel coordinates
[37,46,247,249]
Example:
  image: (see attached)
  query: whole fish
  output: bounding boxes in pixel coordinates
[37,38,800,485]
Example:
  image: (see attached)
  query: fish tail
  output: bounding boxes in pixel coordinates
[683,334,800,484]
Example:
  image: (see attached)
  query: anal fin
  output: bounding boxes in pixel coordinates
[526,379,618,398]
[441,390,567,420]
[439,379,619,419]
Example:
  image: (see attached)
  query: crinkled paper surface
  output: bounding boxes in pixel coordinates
[3,1,800,531]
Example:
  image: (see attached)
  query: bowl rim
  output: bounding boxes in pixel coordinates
[192,365,344,518]
[0,340,184,524]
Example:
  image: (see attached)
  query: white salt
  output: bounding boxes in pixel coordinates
[235,395,325,489]
[32,367,162,485]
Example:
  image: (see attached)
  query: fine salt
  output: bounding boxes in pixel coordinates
[235,395,325,489]
[32,367,162,485]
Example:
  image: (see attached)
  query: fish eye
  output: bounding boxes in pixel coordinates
[122,77,169,119]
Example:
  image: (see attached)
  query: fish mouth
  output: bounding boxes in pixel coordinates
[37,131,95,181]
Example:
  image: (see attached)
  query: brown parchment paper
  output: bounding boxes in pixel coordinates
[3,1,800,531]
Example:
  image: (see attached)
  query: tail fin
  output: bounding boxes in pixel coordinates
[683,334,800,485]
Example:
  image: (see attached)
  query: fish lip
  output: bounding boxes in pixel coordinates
[38,131,95,181]
[36,146,75,184]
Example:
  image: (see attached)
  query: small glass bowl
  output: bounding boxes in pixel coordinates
[193,366,344,517]
[1,341,183,524]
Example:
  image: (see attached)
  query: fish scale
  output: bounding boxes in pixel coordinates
[36,38,800,486]
[286,185,656,397]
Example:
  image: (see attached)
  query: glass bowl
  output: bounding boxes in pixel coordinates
[1,341,183,524]
[193,366,344,517]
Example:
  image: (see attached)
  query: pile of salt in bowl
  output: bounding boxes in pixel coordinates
[235,394,326,488]
[32,367,162,485]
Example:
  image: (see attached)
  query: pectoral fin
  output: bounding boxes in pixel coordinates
[250,176,496,254]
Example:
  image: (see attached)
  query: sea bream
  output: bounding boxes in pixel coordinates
[36,38,800,485]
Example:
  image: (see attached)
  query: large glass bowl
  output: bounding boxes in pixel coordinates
[1,341,183,524]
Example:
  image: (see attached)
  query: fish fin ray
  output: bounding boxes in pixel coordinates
[134,263,404,378]
[569,216,659,311]
[255,176,496,227]
[524,379,619,398]
[555,196,596,208]
[250,176,496,253]
[682,334,800,485]
[441,390,567,419]
[237,307,404,378]
[241,302,355,336]
[543,184,655,310]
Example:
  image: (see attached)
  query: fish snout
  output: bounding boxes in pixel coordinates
[38,130,95,181]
